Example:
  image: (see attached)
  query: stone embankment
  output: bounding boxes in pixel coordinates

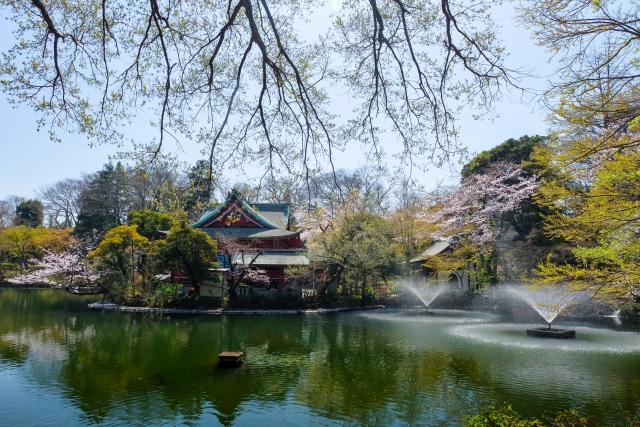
[88,302,385,315]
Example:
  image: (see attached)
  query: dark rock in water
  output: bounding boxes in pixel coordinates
[526,327,575,339]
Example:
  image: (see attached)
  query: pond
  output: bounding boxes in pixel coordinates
[1,289,639,426]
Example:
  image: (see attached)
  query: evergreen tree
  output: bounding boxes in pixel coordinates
[75,163,132,234]
[184,160,214,221]
[13,199,44,227]
[461,135,547,179]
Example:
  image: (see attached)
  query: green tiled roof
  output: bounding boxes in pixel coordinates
[200,228,300,239]
[253,203,289,229]
[409,241,451,263]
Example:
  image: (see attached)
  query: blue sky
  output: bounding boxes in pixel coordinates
[0,2,553,199]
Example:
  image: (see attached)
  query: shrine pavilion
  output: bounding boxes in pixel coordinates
[191,190,309,288]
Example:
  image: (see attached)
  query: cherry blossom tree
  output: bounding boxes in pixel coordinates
[215,233,271,297]
[228,266,271,287]
[418,162,539,286]
[423,162,539,247]
[7,249,99,286]
[7,231,100,286]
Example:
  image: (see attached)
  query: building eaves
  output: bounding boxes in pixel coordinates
[200,227,301,239]
[409,241,451,263]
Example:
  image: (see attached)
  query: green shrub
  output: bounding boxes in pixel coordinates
[152,282,183,307]
[619,302,640,315]
[361,287,378,305]
[548,410,591,427]
[104,279,132,304]
[467,406,595,427]
[467,406,544,427]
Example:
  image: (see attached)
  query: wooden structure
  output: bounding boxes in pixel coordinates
[218,351,243,364]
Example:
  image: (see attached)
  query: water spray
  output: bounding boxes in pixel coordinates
[503,285,578,339]
[404,281,448,314]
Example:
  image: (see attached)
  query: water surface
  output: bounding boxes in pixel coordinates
[1,289,639,426]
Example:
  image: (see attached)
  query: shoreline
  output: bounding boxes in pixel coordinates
[88,301,385,315]
[0,283,66,289]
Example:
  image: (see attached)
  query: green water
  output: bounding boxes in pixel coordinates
[1,289,640,426]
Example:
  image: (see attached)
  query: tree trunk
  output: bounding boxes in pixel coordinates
[360,275,367,306]
[318,264,343,296]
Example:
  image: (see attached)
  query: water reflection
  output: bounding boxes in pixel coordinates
[1,289,640,426]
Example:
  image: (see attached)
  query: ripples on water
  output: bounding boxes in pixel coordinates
[449,323,640,353]
[1,290,640,426]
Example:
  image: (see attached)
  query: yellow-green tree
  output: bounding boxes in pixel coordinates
[90,225,150,300]
[534,125,640,302]
[0,226,74,273]
[389,182,432,277]
[127,209,175,241]
[307,212,402,301]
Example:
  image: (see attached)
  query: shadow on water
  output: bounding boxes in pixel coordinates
[1,289,640,426]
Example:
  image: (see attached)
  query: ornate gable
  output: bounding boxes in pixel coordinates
[192,190,278,229]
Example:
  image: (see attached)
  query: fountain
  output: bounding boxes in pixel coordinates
[405,283,449,314]
[603,310,622,325]
[505,286,580,339]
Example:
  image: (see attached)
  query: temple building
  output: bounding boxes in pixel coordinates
[409,241,475,291]
[192,190,309,289]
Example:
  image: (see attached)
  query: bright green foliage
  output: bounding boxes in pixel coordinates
[90,225,149,300]
[467,406,543,427]
[341,213,402,283]
[152,282,183,306]
[310,212,402,300]
[127,209,174,241]
[549,410,591,427]
[154,221,218,294]
[461,135,547,179]
[535,145,640,300]
[13,199,44,227]
[519,0,640,303]
[467,406,591,427]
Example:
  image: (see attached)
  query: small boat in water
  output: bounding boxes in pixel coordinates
[66,285,104,295]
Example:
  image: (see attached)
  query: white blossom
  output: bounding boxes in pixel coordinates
[229,266,271,286]
[7,231,100,286]
[422,162,539,247]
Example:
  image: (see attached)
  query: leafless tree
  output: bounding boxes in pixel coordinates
[37,177,88,227]
[1,0,520,182]
[0,195,24,229]
[303,166,392,217]
[129,161,182,211]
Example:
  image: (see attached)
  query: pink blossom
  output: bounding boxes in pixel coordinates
[229,266,271,286]
[7,231,100,286]
[422,162,539,247]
